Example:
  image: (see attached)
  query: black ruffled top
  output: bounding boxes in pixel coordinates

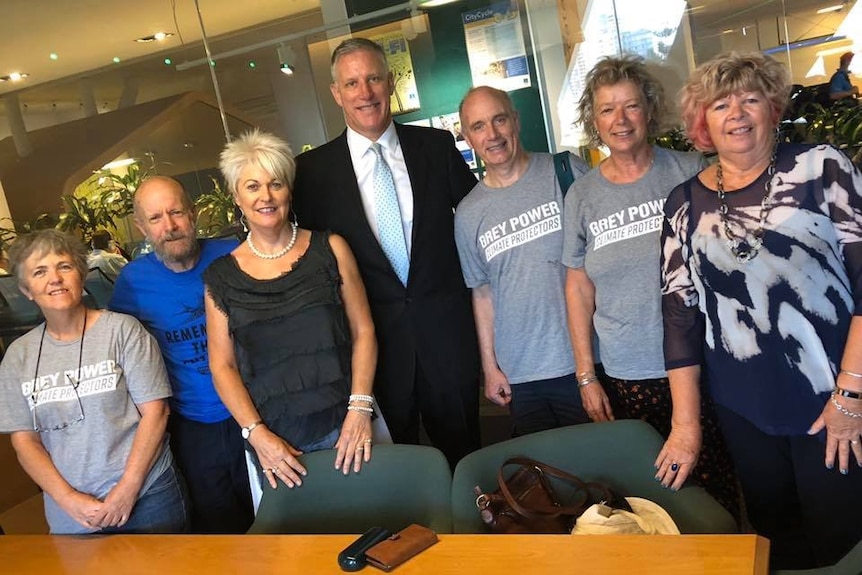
[204,231,351,448]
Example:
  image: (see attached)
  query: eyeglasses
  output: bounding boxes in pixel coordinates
[30,374,85,433]
[29,313,87,433]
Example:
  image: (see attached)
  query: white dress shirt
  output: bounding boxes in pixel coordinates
[346,122,414,255]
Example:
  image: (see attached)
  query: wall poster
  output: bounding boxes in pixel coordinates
[371,31,421,115]
[462,1,531,91]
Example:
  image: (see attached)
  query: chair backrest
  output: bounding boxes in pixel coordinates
[248,444,453,534]
[0,274,42,339]
[84,267,115,309]
[451,420,737,534]
[770,537,862,575]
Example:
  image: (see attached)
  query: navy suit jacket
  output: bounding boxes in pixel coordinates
[293,123,479,395]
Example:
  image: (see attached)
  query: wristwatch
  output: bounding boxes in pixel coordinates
[241,420,264,440]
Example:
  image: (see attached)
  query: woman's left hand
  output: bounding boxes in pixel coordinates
[654,421,702,491]
[809,397,862,474]
[94,480,138,528]
[334,410,373,474]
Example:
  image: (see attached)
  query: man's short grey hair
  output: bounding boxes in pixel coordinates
[330,37,388,82]
[219,129,296,196]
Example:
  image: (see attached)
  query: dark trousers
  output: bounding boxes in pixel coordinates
[508,373,590,437]
[376,358,481,469]
[715,405,862,570]
[168,413,254,534]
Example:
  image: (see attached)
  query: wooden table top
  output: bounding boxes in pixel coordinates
[1,533,769,575]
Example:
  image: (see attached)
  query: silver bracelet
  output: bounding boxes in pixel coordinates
[831,395,862,419]
[578,375,599,388]
[840,369,862,379]
[349,394,374,405]
[347,404,373,416]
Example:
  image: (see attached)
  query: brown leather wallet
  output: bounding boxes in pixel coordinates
[365,524,438,571]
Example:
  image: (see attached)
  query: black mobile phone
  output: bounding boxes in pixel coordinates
[337,526,393,572]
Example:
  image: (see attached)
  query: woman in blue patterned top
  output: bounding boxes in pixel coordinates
[659,51,862,569]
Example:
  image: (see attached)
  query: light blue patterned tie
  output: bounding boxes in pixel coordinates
[371,142,409,285]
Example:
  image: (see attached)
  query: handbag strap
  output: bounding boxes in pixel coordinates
[496,457,591,519]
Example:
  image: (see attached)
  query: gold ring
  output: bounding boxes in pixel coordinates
[356,446,364,451]
[364,438,373,444]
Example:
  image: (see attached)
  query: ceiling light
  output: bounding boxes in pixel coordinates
[415,0,460,7]
[0,72,29,82]
[164,58,172,65]
[113,57,121,64]
[101,158,138,170]
[49,53,58,61]
[248,61,257,68]
[818,4,845,14]
[135,32,174,43]
[277,45,296,76]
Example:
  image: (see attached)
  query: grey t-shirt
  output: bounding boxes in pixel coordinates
[562,146,705,379]
[0,311,173,534]
[455,152,589,384]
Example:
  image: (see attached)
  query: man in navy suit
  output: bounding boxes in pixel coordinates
[293,38,480,467]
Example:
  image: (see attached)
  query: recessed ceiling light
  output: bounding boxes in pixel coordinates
[49,53,58,61]
[135,32,174,43]
[164,58,172,65]
[0,73,29,82]
[113,57,121,64]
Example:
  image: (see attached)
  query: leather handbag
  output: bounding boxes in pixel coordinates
[473,456,612,534]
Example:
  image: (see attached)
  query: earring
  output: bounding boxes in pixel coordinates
[290,208,299,229]
[239,212,249,232]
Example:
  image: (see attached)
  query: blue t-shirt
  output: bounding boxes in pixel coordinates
[110,239,238,423]
[830,69,853,95]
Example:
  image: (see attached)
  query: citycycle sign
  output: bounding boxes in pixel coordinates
[462,8,495,24]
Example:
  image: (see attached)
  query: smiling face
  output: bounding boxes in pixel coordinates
[20,250,84,314]
[460,88,522,172]
[592,80,650,157]
[134,177,199,272]
[704,90,774,160]
[330,48,395,141]
[234,162,290,233]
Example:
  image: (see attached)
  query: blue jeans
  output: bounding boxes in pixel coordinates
[508,373,590,437]
[100,464,189,534]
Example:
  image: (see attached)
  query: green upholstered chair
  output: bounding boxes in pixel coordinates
[770,538,862,575]
[248,444,453,534]
[451,419,737,534]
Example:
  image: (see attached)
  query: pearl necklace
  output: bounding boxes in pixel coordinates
[246,224,297,260]
[716,148,776,264]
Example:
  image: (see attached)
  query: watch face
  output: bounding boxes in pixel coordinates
[241,427,250,439]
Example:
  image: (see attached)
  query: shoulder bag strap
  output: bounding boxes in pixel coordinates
[553,152,575,199]
[497,457,591,518]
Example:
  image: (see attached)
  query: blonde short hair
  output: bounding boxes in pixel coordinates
[680,51,790,152]
[219,129,296,196]
[577,54,667,148]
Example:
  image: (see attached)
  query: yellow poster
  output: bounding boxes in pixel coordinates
[371,31,421,114]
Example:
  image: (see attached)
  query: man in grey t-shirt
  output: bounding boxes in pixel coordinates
[454,86,590,436]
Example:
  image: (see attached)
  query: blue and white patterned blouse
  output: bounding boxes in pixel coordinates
[661,143,862,435]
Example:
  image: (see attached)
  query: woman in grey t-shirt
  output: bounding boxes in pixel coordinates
[0,230,186,534]
[562,55,738,518]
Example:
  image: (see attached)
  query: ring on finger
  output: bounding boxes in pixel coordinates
[670,462,679,472]
[853,440,859,445]
[356,446,364,451]
[363,438,373,444]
